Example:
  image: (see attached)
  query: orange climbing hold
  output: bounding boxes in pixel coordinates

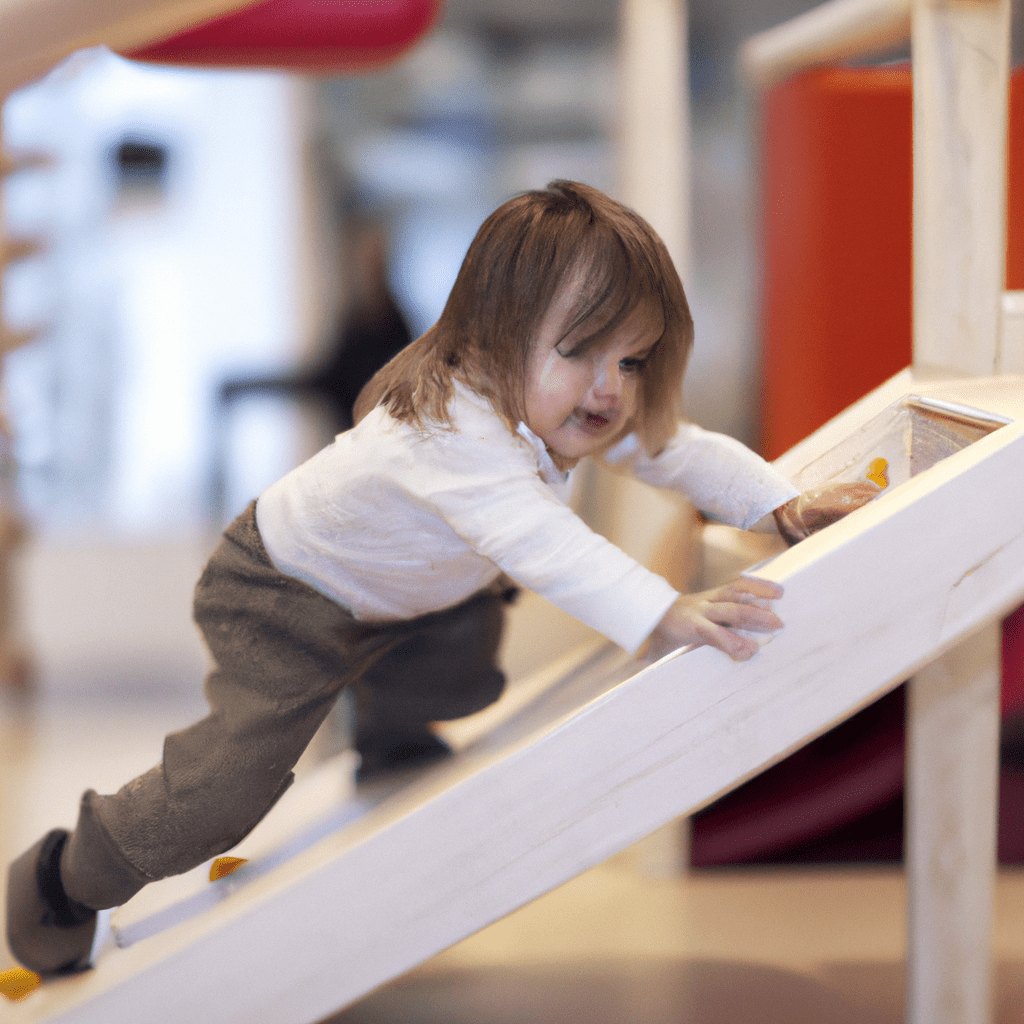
[209,856,249,882]
[866,457,889,489]
[1,967,42,1001]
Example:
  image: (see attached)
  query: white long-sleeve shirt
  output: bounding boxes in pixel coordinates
[256,383,798,654]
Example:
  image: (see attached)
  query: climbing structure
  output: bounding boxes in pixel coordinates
[1,2,1022,1024]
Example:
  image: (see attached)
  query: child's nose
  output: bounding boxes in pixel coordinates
[592,360,624,402]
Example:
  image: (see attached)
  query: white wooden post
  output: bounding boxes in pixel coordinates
[908,2,1010,1022]
[618,0,691,281]
[602,0,693,573]
[609,0,693,876]
[911,0,1010,378]
[906,624,1002,1024]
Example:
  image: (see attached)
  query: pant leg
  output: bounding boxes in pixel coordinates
[60,502,380,910]
[351,585,510,760]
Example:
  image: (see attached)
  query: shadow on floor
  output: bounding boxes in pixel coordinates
[324,958,901,1024]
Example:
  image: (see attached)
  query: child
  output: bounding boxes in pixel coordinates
[6,181,877,976]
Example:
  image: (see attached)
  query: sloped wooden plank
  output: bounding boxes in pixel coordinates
[6,375,1024,1024]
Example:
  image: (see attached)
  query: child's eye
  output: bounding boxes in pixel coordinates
[619,356,647,374]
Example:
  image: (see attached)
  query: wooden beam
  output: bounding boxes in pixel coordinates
[907,6,1010,1022]
[617,0,690,280]
[0,0,259,95]
[740,0,911,89]
[612,0,694,875]
[906,623,1001,1024]
[911,0,1011,377]
[600,0,694,571]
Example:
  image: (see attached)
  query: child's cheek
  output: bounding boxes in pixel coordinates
[535,352,574,400]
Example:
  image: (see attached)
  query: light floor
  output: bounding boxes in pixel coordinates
[3,689,1023,1024]
[331,863,1024,1024]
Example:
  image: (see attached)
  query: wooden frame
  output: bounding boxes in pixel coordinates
[745,1,1014,1018]
[740,0,911,88]
[5,371,1023,1024]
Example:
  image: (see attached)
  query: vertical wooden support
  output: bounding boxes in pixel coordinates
[602,0,693,568]
[911,0,1010,377]
[607,0,693,876]
[618,0,691,279]
[908,2,1009,1022]
[906,624,1002,1024]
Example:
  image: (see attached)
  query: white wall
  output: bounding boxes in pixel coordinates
[2,49,312,536]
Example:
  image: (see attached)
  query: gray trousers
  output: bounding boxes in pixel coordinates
[58,502,508,911]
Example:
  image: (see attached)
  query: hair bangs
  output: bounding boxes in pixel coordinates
[556,234,666,357]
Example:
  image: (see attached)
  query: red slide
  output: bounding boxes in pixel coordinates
[122,0,440,72]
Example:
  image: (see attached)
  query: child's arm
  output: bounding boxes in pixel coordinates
[600,424,799,531]
[643,576,784,662]
[602,424,880,541]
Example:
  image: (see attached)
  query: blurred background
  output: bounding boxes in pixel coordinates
[3,2,1024,1016]
[0,0,848,707]
[0,0,858,544]
[2,0,1023,848]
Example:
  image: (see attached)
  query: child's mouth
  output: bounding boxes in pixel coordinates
[572,408,616,435]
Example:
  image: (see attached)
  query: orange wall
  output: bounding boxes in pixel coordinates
[760,67,1024,460]
[759,66,913,462]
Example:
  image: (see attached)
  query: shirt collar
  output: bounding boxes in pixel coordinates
[451,380,570,487]
[517,421,571,487]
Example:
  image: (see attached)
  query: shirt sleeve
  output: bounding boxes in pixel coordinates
[407,409,680,654]
[600,423,800,530]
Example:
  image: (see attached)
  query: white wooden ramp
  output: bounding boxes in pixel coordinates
[5,370,1024,1024]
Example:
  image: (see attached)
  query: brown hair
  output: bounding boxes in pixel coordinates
[355,180,693,455]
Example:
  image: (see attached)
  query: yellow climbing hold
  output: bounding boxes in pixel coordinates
[866,457,889,489]
[1,967,42,1001]
[209,856,249,882]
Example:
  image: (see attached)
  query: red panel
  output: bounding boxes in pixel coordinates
[759,66,913,463]
[1004,605,1024,716]
[124,0,440,72]
[761,66,1024,454]
[1007,73,1024,289]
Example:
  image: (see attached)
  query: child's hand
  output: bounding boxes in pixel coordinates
[644,577,784,662]
[773,481,881,545]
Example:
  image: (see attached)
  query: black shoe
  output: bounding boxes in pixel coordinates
[6,829,97,975]
[355,731,452,784]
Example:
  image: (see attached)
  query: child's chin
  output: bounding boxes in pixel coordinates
[549,437,602,467]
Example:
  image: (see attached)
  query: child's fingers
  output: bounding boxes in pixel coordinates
[688,617,759,661]
[709,578,783,609]
[732,576,784,600]
[705,600,783,634]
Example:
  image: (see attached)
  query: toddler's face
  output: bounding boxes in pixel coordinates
[524,281,659,469]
